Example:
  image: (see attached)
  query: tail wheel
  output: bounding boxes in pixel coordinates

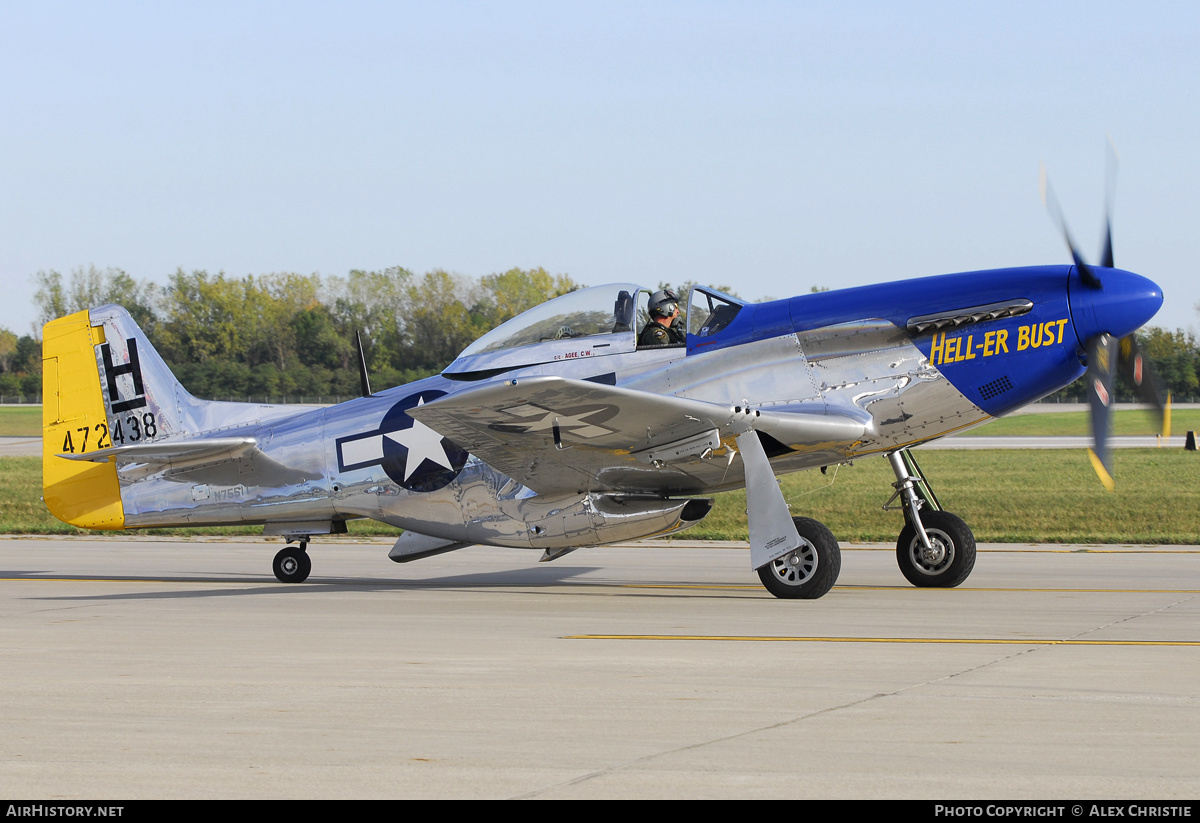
[896,511,975,588]
[757,517,841,599]
[273,546,312,583]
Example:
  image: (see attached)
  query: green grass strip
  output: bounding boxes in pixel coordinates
[0,405,41,437]
[8,449,1199,543]
[5,405,1197,439]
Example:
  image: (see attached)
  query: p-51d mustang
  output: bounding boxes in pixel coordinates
[41,198,1167,598]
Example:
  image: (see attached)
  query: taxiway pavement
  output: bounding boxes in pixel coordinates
[0,436,40,456]
[2,536,1197,799]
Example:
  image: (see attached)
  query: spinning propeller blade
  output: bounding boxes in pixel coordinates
[1099,135,1119,270]
[1085,334,1117,491]
[1040,164,1102,289]
[1044,147,1169,489]
[1118,334,1171,438]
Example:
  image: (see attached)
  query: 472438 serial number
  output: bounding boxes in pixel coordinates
[60,412,159,454]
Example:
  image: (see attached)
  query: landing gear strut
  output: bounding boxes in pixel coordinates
[885,449,976,588]
[273,541,312,583]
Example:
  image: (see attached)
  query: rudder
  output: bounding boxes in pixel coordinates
[42,309,125,528]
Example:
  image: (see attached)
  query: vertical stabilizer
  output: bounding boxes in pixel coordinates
[85,304,199,438]
[42,304,207,528]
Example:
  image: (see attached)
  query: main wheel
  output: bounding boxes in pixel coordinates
[273,546,312,583]
[896,511,975,588]
[756,517,841,599]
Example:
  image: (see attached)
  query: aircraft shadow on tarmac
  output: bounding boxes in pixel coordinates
[5,563,738,602]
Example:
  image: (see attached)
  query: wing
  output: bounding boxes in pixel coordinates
[409,376,871,495]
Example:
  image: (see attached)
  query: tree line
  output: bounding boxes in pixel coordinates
[14,265,577,401]
[1042,326,1200,403]
[1,264,1198,404]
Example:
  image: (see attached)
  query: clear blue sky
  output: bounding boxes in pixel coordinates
[3,1,1197,336]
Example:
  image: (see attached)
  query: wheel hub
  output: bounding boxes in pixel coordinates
[919,540,947,565]
[770,539,818,586]
[281,556,298,575]
[910,529,954,574]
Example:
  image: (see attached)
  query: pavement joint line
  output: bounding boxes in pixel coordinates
[566,635,1200,645]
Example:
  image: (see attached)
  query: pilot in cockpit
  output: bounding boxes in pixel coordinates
[638,289,687,347]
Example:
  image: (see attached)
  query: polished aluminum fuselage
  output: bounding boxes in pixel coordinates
[106,261,1161,550]
[117,316,988,548]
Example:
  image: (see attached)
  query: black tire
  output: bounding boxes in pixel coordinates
[273,546,312,583]
[896,511,975,588]
[756,517,841,599]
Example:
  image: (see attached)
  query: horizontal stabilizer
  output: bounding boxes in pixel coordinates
[58,436,322,487]
[57,437,257,466]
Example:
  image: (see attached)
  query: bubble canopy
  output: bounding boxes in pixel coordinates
[443,282,745,375]
[445,283,643,374]
[460,283,641,356]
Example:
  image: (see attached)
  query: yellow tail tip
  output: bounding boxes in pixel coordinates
[41,309,126,529]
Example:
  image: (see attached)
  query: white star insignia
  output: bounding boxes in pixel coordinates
[385,397,455,480]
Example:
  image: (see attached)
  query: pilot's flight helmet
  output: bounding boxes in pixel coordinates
[648,289,679,319]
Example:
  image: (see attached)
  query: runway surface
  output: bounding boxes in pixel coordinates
[0,436,40,456]
[2,536,1197,799]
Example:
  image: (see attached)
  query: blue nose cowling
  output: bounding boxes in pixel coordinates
[1068,267,1163,346]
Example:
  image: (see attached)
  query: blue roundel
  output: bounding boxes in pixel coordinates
[378,391,469,492]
